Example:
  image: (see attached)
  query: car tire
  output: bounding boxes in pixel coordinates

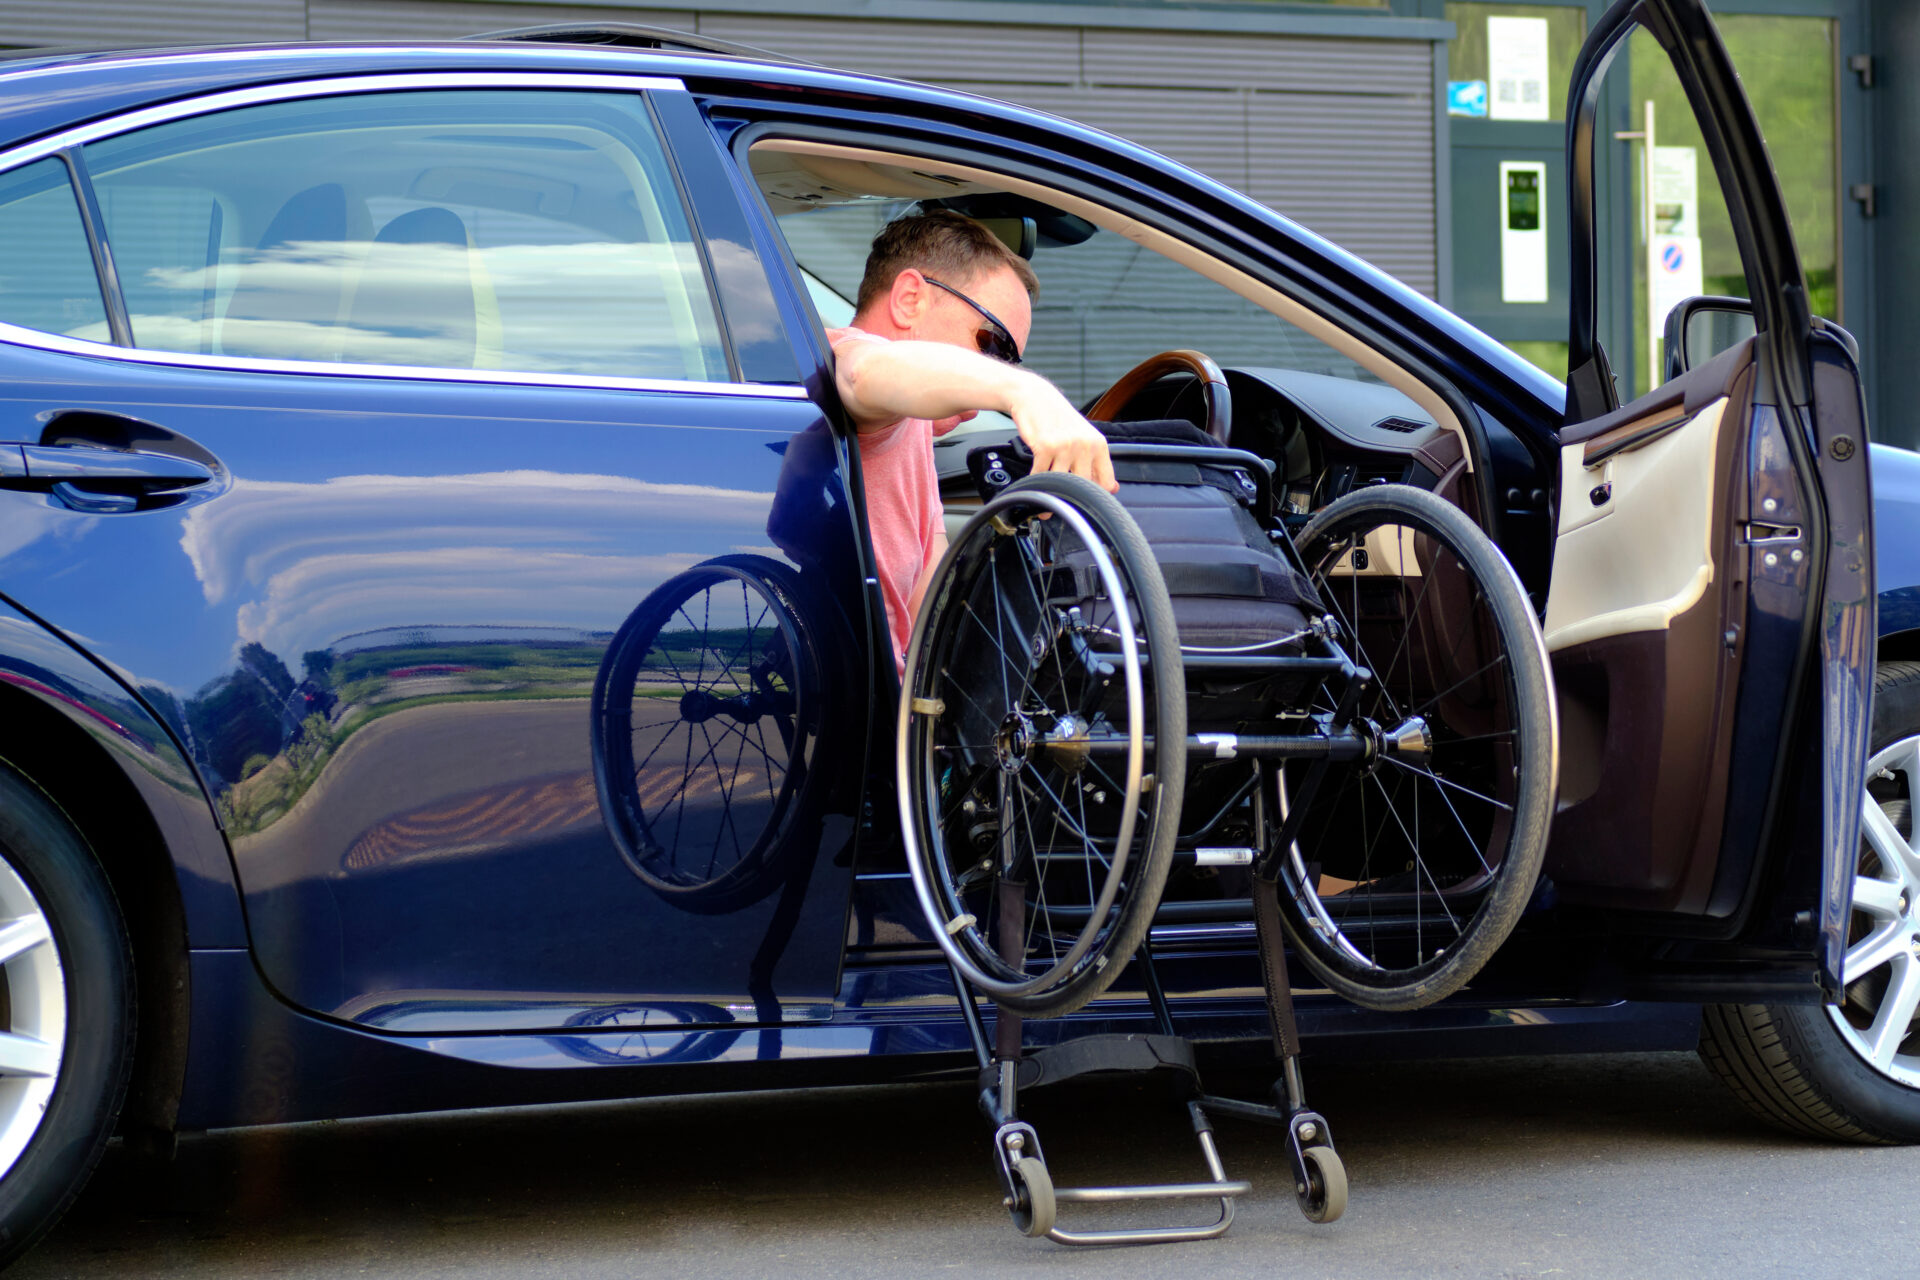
[1698,659,1920,1143]
[0,763,133,1264]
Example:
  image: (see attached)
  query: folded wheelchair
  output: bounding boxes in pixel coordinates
[896,422,1557,1243]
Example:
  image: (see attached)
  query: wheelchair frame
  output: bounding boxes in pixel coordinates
[897,439,1556,1243]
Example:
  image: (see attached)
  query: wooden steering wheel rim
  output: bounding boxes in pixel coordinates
[1086,349,1233,444]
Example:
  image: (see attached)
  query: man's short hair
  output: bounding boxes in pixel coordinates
[855,210,1040,313]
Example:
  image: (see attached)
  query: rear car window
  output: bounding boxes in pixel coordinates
[0,157,109,340]
[79,89,729,382]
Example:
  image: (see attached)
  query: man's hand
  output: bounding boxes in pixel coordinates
[1005,378,1117,494]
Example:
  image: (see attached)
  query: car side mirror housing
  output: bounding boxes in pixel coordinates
[1663,296,1757,381]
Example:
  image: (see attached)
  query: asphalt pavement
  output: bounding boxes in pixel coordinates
[25,1049,1920,1279]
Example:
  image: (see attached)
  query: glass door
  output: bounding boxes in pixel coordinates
[1612,9,1844,400]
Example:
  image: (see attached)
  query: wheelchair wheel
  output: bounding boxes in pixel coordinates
[1276,484,1555,1011]
[592,555,820,914]
[899,472,1186,1018]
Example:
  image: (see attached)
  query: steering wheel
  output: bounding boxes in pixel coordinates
[1086,349,1233,445]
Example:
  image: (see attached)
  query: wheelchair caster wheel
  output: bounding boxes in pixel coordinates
[1007,1153,1056,1237]
[1297,1145,1347,1224]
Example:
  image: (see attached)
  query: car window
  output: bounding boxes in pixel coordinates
[0,158,109,340]
[777,198,1378,407]
[78,90,729,381]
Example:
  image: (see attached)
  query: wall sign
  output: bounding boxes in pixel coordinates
[1448,80,1490,118]
[1487,16,1551,122]
[1648,144,1703,358]
[1500,160,1549,304]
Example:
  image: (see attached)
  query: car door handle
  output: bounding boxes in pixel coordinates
[0,443,216,490]
[0,442,218,513]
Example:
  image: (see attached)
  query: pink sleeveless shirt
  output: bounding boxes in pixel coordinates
[828,326,956,675]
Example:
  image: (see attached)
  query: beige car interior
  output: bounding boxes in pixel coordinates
[1543,338,1758,913]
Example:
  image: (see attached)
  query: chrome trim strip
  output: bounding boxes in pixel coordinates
[0,72,686,177]
[0,321,808,399]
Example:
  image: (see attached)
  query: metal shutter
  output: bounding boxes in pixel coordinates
[305,1,694,40]
[0,0,304,43]
[697,15,1437,297]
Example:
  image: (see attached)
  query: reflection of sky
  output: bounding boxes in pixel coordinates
[178,469,774,665]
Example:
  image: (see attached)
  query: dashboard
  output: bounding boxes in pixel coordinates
[934,365,1466,522]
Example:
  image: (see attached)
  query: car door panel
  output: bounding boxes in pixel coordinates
[0,340,863,1033]
[1555,0,1870,994]
[1544,343,1754,911]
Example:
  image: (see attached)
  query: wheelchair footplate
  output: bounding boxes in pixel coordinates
[981,1034,1252,1245]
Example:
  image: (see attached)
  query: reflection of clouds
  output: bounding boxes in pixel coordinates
[233,546,706,655]
[136,240,721,378]
[0,501,95,570]
[0,612,95,676]
[177,470,775,660]
[182,471,772,603]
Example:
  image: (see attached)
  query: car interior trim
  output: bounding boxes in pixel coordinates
[1582,410,1693,468]
[1543,396,1730,653]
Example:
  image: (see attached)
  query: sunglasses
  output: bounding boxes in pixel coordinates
[924,276,1023,365]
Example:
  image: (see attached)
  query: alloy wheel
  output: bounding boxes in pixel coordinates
[1832,732,1920,1086]
[0,854,64,1178]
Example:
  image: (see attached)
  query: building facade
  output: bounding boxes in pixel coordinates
[3,0,1911,443]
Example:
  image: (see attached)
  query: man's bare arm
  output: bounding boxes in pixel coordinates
[835,337,1116,493]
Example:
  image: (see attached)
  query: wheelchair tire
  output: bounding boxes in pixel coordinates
[899,471,1186,1018]
[592,555,823,915]
[1275,484,1556,1011]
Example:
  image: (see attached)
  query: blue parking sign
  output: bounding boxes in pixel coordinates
[1448,80,1490,118]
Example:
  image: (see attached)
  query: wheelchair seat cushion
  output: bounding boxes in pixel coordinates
[1048,419,1321,652]
[1111,478,1315,651]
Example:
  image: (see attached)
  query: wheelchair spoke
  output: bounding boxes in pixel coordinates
[1385,759,1495,877]
[1383,756,1513,813]
[747,720,780,808]
[629,716,680,784]
[986,555,1014,710]
[1310,546,1404,721]
[1376,542,1442,715]
[1368,771,1463,936]
[1077,776,1096,917]
[1409,652,1508,722]
[1018,772,1096,848]
[702,591,769,696]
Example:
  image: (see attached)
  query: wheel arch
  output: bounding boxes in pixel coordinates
[0,614,245,1139]
[1877,627,1920,665]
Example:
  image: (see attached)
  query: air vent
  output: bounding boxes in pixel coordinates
[1374,416,1427,434]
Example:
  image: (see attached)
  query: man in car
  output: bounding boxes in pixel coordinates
[829,210,1116,673]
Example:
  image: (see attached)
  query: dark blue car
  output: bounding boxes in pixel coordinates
[0,0,1906,1262]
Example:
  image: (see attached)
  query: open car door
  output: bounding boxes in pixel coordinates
[1542,0,1871,1000]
